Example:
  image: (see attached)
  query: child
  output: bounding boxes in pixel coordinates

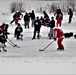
[14,23,23,40]
[49,17,55,39]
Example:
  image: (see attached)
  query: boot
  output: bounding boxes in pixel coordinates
[32,38,35,40]
[57,48,61,50]
[3,48,7,52]
[60,48,64,50]
[0,50,1,52]
[37,35,40,39]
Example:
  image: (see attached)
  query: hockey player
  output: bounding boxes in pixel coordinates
[14,23,23,40]
[2,23,9,39]
[68,8,73,23]
[53,27,64,50]
[32,16,41,40]
[10,11,23,24]
[0,27,7,52]
[48,17,55,39]
[54,9,63,27]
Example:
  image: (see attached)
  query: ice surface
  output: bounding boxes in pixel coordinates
[0,13,76,63]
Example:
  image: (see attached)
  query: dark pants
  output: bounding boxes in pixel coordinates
[24,21,29,28]
[33,28,40,39]
[69,16,72,23]
[10,17,15,24]
[16,34,20,40]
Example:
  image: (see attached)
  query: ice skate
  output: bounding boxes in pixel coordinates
[3,48,7,52]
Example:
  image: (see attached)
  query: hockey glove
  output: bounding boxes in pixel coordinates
[53,37,57,41]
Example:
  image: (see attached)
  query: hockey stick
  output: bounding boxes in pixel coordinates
[39,40,54,51]
[7,41,20,48]
[7,38,20,48]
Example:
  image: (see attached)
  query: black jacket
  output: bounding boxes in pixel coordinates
[68,9,73,17]
[13,12,23,18]
[15,27,23,36]
[24,14,30,21]
[30,13,35,20]
[0,30,7,43]
[55,9,63,20]
[56,13,63,20]
[49,20,55,28]
[34,20,41,30]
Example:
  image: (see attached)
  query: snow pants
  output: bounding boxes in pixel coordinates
[56,19,62,27]
[57,38,64,49]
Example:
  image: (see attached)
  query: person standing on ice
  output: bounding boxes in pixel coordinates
[30,10,35,27]
[54,9,63,27]
[24,12,30,28]
[48,17,55,39]
[14,23,23,40]
[53,27,64,50]
[68,8,73,23]
[32,16,41,40]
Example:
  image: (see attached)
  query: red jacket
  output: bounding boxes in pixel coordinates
[54,28,64,38]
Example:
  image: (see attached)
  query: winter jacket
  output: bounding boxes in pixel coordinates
[24,14,30,21]
[30,13,35,20]
[34,20,41,30]
[49,20,55,28]
[0,30,7,43]
[13,12,23,18]
[15,27,23,36]
[54,28,64,39]
[68,9,73,17]
[56,13,63,20]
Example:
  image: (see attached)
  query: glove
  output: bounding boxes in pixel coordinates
[53,37,57,41]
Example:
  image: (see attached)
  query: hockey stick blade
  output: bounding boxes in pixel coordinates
[39,49,44,51]
[13,45,20,48]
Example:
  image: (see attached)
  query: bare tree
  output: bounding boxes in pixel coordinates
[10,2,18,13]
[18,2,24,12]
[68,0,75,11]
[10,1,25,13]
